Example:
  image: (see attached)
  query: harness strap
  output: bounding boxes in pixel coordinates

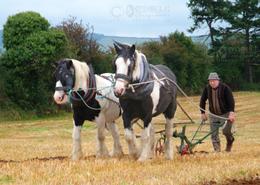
[150,65,170,86]
[55,86,70,92]
[100,75,113,83]
[115,73,131,82]
[96,91,120,107]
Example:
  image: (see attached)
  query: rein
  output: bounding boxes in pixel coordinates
[68,74,119,111]
[73,91,101,111]
[123,65,229,121]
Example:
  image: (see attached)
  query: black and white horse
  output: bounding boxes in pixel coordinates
[53,59,123,160]
[113,42,177,161]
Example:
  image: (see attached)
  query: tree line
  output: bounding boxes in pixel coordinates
[0,0,259,116]
[188,0,260,85]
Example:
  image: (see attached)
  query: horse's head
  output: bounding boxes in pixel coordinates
[53,59,75,104]
[112,42,137,97]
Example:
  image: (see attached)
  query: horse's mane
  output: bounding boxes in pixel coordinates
[132,50,149,82]
[71,59,89,91]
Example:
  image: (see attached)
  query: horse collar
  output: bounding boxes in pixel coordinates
[70,66,97,103]
[84,66,96,102]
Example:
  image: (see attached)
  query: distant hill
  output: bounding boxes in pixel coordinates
[0,30,210,53]
[92,33,160,50]
[92,33,211,50]
[191,35,211,48]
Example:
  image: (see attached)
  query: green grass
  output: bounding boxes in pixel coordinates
[22,127,50,132]
[0,175,14,184]
[0,108,72,123]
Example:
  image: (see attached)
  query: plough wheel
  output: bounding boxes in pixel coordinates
[180,144,190,155]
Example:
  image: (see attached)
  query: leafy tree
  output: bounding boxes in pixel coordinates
[188,0,260,87]
[0,12,68,113]
[56,17,112,74]
[56,17,100,62]
[251,35,260,83]
[139,41,164,65]
[215,33,246,89]
[140,32,211,94]
[91,51,114,74]
[3,11,49,50]
[187,0,230,50]
[224,0,260,83]
[161,32,211,93]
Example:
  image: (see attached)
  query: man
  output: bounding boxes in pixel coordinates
[200,72,235,152]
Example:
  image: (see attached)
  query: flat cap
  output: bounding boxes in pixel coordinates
[208,72,220,80]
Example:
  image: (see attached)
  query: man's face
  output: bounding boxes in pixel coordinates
[209,79,220,89]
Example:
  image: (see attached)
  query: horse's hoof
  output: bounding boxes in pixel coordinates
[149,151,154,159]
[165,155,173,160]
[110,150,124,158]
[96,152,110,158]
[137,156,148,162]
[72,152,83,161]
[131,152,140,160]
[72,156,80,161]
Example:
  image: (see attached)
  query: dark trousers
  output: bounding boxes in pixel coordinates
[209,113,234,151]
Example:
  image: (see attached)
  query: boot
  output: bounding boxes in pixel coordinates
[212,142,221,152]
[225,136,234,152]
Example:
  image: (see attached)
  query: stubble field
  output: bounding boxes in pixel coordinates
[0,92,259,185]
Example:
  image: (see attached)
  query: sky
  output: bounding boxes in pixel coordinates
[0,0,208,38]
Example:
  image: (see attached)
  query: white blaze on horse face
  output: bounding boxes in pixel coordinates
[114,57,130,95]
[53,80,68,104]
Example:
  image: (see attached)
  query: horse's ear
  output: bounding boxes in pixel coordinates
[86,60,91,65]
[114,43,121,54]
[87,62,92,67]
[66,59,73,69]
[52,61,59,68]
[130,44,135,56]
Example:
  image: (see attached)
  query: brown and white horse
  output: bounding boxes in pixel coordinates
[53,59,123,160]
